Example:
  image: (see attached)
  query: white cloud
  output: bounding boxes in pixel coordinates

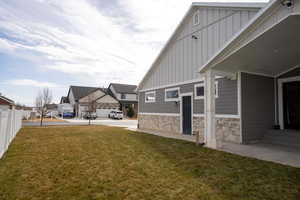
[6,79,62,88]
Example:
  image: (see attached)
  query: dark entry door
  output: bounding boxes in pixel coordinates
[182,96,192,135]
[283,81,300,129]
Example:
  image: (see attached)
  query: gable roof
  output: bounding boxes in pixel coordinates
[60,96,69,104]
[199,0,278,73]
[137,1,266,91]
[68,86,101,101]
[109,83,137,94]
[0,95,14,105]
[95,94,119,103]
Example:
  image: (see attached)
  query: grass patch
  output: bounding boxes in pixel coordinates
[0,126,299,200]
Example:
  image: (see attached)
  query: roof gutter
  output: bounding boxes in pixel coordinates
[191,2,266,9]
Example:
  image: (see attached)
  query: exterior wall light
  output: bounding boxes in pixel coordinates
[281,0,293,7]
[192,35,198,40]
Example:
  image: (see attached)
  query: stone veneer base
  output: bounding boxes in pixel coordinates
[138,114,241,144]
[216,117,241,144]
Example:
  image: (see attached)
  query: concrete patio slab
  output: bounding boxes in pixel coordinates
[219,142,300,168]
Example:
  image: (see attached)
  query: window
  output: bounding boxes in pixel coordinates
[121,93,126,99]
[194,83,204,99]
[193,11,200,26]
[194,82,219,99]
[145,91,156,103]
[165,87,180,101]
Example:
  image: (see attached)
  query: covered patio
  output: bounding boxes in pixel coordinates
[209,14,300,77]
[199,5,300,157]
[213,13,300,140]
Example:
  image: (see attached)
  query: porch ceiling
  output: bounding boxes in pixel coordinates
[212,14,300,77]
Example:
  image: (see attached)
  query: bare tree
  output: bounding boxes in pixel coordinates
[35,88,52,126]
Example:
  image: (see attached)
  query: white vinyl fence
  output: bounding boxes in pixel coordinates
[0,109,22,159]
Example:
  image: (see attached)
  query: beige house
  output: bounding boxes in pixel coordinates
[67,86,119,118]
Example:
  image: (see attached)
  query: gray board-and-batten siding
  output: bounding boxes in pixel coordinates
[241,72,275,143]
[240,68,300,143]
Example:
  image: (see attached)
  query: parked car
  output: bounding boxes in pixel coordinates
[108,111,115,118]
[83,112,97,120]
[108,111,123,120]
[63,112,74,118]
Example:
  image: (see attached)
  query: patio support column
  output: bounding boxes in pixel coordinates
[204,69,217,149]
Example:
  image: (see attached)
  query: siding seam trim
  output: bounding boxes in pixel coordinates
[139,76,224,92]
[139,112,240,119]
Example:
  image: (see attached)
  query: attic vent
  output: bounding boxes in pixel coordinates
[193,11,200,26]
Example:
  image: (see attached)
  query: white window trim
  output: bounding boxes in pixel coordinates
[193,11,200,26]
[145,91,156,103]
[165,87,180,102]
[194,81,219,99]
[215,81,219,98]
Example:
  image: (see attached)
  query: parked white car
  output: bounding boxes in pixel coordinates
[108,111,123,120]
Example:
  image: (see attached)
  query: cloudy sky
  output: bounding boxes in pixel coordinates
[0,0,268,105]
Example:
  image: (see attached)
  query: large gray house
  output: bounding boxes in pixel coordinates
[108,83,138,117]
[137,0,300,149]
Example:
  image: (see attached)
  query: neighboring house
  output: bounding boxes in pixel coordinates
[66,86,119,118]
[58,96,73,116]
[137,0,300,149]
[60,96,69,104]
[0,94,15,110]
[108,83,138,117]
[45,104,58,117]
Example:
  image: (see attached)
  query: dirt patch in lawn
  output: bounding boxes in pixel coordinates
[0,126,299,200]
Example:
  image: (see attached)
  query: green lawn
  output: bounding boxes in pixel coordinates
[0,126,299,200]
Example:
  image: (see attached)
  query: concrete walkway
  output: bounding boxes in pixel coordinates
[137,129,197,142]
[219,142,300,168]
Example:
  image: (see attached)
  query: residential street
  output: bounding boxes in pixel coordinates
[23,119,138,130]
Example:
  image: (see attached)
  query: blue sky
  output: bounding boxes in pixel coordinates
[0,0,268,106]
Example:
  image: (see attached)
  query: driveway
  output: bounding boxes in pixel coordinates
[23,118,137,130]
